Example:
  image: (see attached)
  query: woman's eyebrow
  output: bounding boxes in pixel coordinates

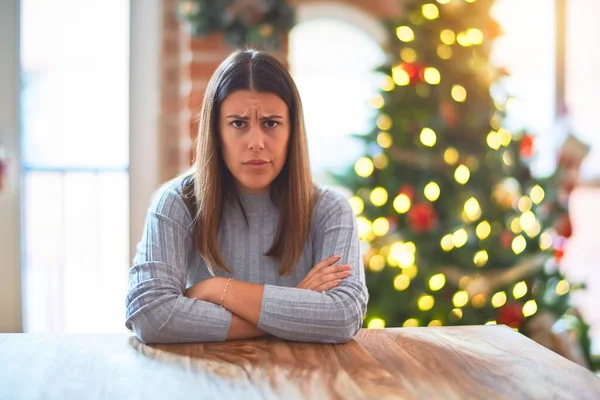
[225,114,284,120]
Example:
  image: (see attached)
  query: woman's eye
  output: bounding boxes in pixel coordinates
[264,120,279,129]
[231,120,246,128]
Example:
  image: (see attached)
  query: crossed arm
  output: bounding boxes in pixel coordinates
[125,188,368,344]
[184,255,351,340]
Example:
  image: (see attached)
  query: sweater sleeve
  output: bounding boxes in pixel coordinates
[125,183,232,343]
[257,189,369,343]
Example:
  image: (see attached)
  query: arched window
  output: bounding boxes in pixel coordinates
[288,4,386,185]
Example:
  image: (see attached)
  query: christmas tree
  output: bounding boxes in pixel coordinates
[334,0,596,369]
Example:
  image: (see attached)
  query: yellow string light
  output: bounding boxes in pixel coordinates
[368,94,385,109]
[368,318,386,329]
[422,4,440,19]
[392,66,410,86]
[418,294,435,311]
[487,130,501,150]
[511,235,527,255]
[429,273,446,291]
[354,157,374,178]
[456,31,471,47]
[440,29,456,45]
[464,197,481,221]
[394,274,410,291]
[498,128,512,146]
[403,318,420,328]
[522,300,537,317]
[451,85,467,102]
[518,196,533,212]
[420,127,437,147]
[424,181,441,202]
[437,45,453,60]
[454,164,470,184]
[453,291,469,307]
[428,320,443,327]
[513,281,528,299]
[476,220,491,240]
[530,185,545,204]
[377,132,393,149]
[449,308,463,320]
[368,254,386,272]
[453,228,468,248]
[467,28,484,45]
[356,216,372,241]
[539,231,553,251]
[381,75,395,92]
[400,48,417,63]
[485,320,497,326]
[510,217,522,234]
[393,194,411,214]
[373,154,389,170]
[370,187,388,206]
[441,233,454,251]
[444,147,459,165]
[404,241,416,253]
[403,264,419,279]
[423,67,441,85]
[491,291,507,308]
[524,220,541,238]
[556,280,570,296]
[377,114,393,130]
[396,26,415,42]
[436,0,451,4]
[519,211,536,231]
[372,217,390,237]
[473,250,489,267]
[348,196,364,215]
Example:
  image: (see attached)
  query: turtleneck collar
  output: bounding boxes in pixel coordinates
[235,188,275,214]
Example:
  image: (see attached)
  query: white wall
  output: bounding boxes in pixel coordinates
[0,0,22,333]
[129,0,161,261]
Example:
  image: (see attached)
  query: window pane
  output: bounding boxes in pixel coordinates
[289,19,385,183]
[23,171,130,333]
[20,0,129,169]
[491,0,555,176]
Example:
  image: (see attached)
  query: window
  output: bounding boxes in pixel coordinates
[491,0,556,176]
[288,12,386,185]
[20,0,130,333]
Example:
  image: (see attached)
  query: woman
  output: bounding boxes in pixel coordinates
[125,49,368,344]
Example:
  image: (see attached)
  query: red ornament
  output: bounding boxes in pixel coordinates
[401,62,427,85]
[501,230,513,249]
[497,302,524,328]
[555,214,573,239]
[520,135,535,158]
[554,236,567,264]
[408,203,438,233]
[398,184,415,200]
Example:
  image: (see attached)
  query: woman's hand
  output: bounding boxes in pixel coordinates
[184,277,225,302]
[296,255,352,292]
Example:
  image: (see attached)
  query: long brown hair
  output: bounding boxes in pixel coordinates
[183,48,317,276]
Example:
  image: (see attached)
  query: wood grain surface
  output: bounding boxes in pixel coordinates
[1,326,599,399]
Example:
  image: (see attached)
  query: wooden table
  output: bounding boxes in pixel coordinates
[1,325,599,399]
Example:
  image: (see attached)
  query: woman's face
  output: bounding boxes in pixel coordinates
[219,90,291,194]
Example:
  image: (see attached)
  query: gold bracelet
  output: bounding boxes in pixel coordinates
[220,278,233,309]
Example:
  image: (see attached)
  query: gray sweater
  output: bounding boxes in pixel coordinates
[125,176,369,343]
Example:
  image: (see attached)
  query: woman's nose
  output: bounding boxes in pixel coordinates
[247,125,265,151]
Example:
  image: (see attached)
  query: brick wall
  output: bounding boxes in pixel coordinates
[160,0,400,177]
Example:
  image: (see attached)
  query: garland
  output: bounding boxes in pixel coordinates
[178,0,295,50]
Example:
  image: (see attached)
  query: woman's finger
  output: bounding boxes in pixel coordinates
[314,279,342,292]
